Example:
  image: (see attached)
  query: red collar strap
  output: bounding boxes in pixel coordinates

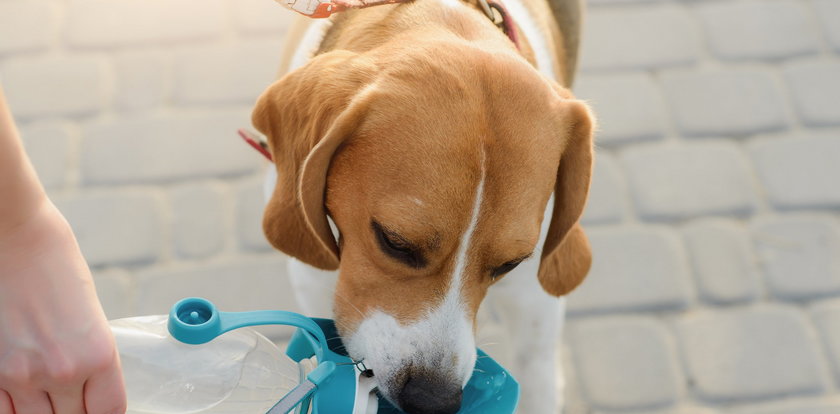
[478,0,519,48]
[238,129,273,162]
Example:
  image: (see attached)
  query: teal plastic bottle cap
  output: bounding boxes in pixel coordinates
[167,297,222,345]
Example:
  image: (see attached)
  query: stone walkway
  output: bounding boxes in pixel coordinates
[564,1,840,413]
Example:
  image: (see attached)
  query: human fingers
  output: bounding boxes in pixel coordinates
[0,389,13,414]
[82,359,126,414]
[7,389,52,414]
[47,384,84,414]
[0,355,48,414]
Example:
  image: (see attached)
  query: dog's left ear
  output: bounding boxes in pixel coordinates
[538,86,595,296]
[252,51,377,270]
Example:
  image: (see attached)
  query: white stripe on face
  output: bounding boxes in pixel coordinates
[344,154,486,401]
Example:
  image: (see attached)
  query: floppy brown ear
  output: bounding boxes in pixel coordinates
[253,50,376,270]
[537,96,595,296]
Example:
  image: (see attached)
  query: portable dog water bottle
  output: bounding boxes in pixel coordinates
[112,297,519,413]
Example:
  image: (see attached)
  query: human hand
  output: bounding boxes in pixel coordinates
[0,200,127,414]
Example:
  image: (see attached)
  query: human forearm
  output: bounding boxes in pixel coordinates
[0,85,48,235]
[0,84,127,414]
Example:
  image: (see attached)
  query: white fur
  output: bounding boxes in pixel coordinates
[289,19,331,72]
[344,156,485,399]
[479,196,565,413]
[440,0,464,9]
[502,0,555,78]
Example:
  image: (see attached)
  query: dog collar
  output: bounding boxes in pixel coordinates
[238,129,273,162]
[275,0,520,49]
[476,0,519,48]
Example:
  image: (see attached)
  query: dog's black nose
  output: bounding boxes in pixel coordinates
[398,372,462,414]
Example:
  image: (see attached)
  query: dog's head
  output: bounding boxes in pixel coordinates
[254,41,593,413]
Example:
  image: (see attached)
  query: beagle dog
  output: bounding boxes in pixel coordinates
[254,0,593,412]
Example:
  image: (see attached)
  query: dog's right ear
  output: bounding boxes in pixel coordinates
[252,50,377,270]
[537,89,595,297]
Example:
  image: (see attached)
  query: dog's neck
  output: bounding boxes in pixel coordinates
[314,0,539,68]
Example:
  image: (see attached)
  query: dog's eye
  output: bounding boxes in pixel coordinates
[372,221,426,269]
[491,260,523,280]
[382,231,410,252]
[381,232,412,254]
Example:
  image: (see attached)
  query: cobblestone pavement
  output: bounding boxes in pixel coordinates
[566,0,840,413]
[1,0,839,413]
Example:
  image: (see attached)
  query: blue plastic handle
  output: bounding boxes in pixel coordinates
[167,297,328,361]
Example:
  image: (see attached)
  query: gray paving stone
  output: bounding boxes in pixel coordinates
[134,255,297,313]
[568,317,683,410]
[19,122,72,189]
[621,141,757,220]
[561,345,589,414]
[173,40,283,105]
[784,61,840,127]
[812,0,840,53]
[170,183,226,258]
[1,56,108,119]
[232,0,296,34]
[114,50,170,111]
[0,1,55,54]
[135,256,299,338]
[677,306,826,402]
[696,0,819,61]
[81,110,259,184]
[811,301,840,383]
[612,406,721,414]
[662,69,788,137]
[66,0,225,47]
[236,177,274,252]
[683,219,761,305]
[55,191,164,267]
[580,5,700,71]
[92,268,133,320]
[567,226,692,315]
[581,152,627,225]
[750,131,840,209]
[752,215,840,301]
[635,407,721,414]
[734,399,840,414]
[588,0,657,4]
[575,73,666,145]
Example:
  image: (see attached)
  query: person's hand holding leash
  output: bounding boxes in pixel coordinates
[0,86,127,414]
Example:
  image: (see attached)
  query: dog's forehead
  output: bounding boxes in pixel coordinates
[330,73,563,238]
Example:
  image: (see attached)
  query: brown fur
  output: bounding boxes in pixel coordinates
[254,0,593,330]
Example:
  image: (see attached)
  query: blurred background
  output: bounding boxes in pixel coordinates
[1,0,839,413]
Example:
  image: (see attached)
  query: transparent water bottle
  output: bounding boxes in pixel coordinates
[111,315,309,414]
[110,297,517,414]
